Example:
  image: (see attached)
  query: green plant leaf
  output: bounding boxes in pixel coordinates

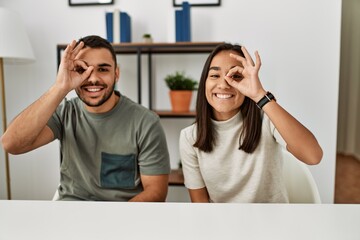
[164,71,198,90]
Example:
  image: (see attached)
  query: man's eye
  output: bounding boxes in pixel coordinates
[98,68,109,72]
[75,66,85,74]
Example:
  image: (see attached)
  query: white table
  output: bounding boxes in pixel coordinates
[1,200,359,240]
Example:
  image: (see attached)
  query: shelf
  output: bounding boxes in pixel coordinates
[154,110,196,118]
[57,42,224,55]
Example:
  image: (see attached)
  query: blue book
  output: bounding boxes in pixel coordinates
[175,10,183,42]
[105,11,113,43]
[120,12,131,42]
[182,1,191,42]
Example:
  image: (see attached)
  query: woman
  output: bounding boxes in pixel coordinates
[179,43,323,203]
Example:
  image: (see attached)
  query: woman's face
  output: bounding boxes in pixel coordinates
[205,50,245,121]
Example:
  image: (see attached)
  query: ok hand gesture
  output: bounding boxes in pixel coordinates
[224,46,266,103]
[55,40,94,94]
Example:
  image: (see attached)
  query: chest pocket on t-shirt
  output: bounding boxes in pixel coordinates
[100,152,136,189]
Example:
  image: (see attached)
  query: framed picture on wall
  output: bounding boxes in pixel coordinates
[69,0,114,6]
[173,0,221,7]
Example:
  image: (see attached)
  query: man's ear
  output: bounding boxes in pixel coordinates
[115,66,120,83]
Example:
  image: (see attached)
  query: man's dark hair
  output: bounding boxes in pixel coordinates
[76,35,117,67]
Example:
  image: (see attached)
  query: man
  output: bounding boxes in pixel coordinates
[1,35,170,201]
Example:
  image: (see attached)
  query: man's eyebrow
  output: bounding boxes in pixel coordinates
[98,63,112,67]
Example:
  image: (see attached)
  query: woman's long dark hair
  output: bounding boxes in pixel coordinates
[193,43,263,153]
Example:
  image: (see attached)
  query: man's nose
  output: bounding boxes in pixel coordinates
[87,70,98,84]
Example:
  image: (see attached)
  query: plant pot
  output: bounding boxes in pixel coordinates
[143,37,153,43]
[169,90,192,112]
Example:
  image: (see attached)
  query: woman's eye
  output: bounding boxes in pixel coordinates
[231,74,243,80]
[209,74,219,79]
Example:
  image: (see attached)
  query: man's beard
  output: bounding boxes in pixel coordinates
[76,80,116,107]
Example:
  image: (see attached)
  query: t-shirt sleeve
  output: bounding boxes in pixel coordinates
[137,114,170,175]
[47,99,67,140]
[179,127,206,189]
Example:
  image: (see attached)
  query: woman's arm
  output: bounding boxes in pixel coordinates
[225,46,322,165]
[188,187,210,203]
[262,100,322,165]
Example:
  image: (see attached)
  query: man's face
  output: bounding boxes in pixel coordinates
[74,47,119,112]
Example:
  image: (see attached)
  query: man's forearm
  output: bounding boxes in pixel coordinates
[128,188,168,202]
[1,84,67,153]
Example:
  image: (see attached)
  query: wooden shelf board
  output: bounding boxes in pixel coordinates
[57,42,224,54]
[154,110,196,118]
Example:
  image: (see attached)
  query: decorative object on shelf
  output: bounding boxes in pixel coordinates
[165,71,198,112]
[69,0,114,6]
[105,9,132,43]
[173,0,220,7]
[142,34,153,43]
[175,1,191,42]
[0,7,35,200]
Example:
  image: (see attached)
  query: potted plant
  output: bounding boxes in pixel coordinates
[142,33,153,43]
[164,71,198,112]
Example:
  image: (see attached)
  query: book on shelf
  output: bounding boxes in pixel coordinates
[175,10,183,42]
[175,1,191,42]
[120,12,131,43]
[105,11,113,43]
[105,9,132,43]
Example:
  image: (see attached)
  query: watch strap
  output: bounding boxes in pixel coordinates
[256,92,276,109]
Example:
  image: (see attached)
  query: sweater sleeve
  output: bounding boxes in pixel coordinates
[179,126,206,189]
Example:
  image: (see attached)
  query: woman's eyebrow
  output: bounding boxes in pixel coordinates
[209,66,220,71]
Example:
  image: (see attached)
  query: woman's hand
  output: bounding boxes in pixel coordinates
[224,46,266,102]
[55,40,94,94]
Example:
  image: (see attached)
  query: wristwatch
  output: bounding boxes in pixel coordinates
[256,92,276,109]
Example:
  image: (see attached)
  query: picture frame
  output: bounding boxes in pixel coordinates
[173,0,220,7]
[69,0,114,6]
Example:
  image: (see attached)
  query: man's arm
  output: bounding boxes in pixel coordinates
[1,40,93,154]
[129,174,169,202]
[1,87,63,154]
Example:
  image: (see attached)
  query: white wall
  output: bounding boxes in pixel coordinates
[0,0,341,203]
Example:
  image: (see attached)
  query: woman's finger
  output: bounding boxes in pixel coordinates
[254,50,262,70]
[226,66,244,78]
[241,46,255,66]
[229,53,246,66]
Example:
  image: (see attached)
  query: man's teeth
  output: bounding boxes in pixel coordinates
[216,93,232,99]
[87,88,101,92]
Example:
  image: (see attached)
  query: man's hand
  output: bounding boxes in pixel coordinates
[55,40,94,94]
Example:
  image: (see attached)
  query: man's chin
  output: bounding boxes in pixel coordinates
[80,96,105,107]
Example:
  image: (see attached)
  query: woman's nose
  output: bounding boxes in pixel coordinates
[217,75,230,88]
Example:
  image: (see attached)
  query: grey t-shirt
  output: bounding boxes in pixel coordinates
[47,92,170,201]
